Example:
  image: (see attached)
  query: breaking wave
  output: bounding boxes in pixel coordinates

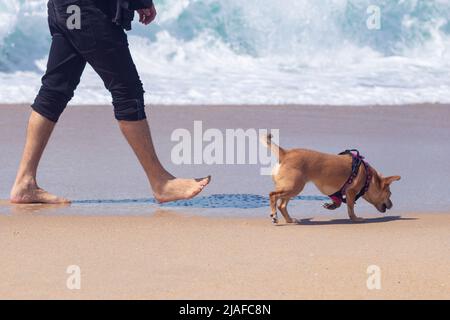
[0,0,449,105]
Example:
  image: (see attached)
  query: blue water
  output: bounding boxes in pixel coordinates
[0,194,334,217]
[73,194,329,209]
[0,0,450,105]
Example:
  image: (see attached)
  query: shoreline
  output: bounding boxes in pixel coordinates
[1,199,450,217]
[1,103,450,213]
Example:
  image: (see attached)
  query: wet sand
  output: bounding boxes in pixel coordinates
[1,104,450,212]
[0,210,449,299]
[1,103,450,299]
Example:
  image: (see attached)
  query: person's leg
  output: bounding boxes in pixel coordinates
[109,51,210,202]
[93,46,209,202]
[10,1,87,203]
[70,2,210,202]
[118,120,210,203]
[10,111,70,203]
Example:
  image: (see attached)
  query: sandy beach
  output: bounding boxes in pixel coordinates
[0,210,449,300]
[1,104,450,299]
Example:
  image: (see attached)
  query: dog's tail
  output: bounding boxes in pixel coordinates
[260,134,286,160]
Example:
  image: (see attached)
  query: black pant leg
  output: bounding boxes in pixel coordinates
[32,0,87,122]
[52,0,146,121]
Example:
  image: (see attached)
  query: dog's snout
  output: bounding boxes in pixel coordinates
[386,200,393,210]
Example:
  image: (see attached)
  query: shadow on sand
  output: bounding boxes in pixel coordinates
[277,215,417,226]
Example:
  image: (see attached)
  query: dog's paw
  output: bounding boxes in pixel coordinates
[271,217,279,224]
[323,202,338,210]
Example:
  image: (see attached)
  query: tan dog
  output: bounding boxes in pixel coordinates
[262,135,401,224]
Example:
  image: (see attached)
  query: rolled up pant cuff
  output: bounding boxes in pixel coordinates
[113,98,147,121]
[31,102,62,123]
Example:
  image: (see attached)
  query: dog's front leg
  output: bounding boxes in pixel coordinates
[323,200,341,210]
[345,190,365,223]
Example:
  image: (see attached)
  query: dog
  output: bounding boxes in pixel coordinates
[262,135,401,224]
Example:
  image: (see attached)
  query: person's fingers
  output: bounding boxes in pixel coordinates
[137,7,157,25]
[142,8,152,19]
[144,12,155,24]
[145,8,156,24]
[137,9,145,23]
[137,9,147,23]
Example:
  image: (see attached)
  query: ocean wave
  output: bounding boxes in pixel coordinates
[0,0,449,105]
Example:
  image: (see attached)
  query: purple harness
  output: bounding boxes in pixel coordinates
[328,149,372,206]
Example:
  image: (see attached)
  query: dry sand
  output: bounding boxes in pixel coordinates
[1,209,449,300]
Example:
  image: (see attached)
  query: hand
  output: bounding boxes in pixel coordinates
[137,4,157,25]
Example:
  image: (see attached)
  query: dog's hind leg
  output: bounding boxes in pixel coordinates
[270,191,293,224]
[269,191,282,224]
[270,166,306,224]
[278,198,296,224]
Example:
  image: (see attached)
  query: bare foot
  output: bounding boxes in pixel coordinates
[153,176,211,203]
[351,217,365,223]
[10,180,70,204]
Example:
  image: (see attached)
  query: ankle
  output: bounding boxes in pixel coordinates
[14,175,37,188]
[148,172,174,187]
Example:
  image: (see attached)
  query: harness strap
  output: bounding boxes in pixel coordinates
[328,149,371,205]
[356,161,372,201]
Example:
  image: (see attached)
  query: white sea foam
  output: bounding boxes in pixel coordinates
[0,0,449,105]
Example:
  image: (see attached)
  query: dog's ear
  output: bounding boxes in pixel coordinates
[383,176,401,187]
